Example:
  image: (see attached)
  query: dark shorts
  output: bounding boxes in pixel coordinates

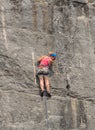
[38,74,49,78]
[37,67,50,77]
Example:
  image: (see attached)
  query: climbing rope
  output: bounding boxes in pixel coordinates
[44,97,49,130]
[43,92,50,130]
[32,48,37,85]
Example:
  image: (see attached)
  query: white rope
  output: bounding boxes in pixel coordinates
[32,50,37,85]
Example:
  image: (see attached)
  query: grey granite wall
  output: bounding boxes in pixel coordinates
[0,0,95,130]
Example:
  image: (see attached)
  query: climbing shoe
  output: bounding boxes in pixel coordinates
[47,92,51,98]
[40,91,44,97]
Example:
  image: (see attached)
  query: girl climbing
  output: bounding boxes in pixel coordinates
[37,52,57,97]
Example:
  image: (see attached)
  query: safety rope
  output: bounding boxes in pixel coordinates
[43,93,50,130]
[44,97,49,130]
[31,48,37,85]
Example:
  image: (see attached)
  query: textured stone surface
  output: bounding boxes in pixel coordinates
[72,0,88,4]
[0,0,95,130]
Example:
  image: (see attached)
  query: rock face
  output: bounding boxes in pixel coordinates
[0,0,95,130]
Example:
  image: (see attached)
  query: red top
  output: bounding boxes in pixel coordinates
[39,56,52,67]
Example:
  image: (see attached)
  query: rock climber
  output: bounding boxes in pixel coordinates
[37,52,57,97]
